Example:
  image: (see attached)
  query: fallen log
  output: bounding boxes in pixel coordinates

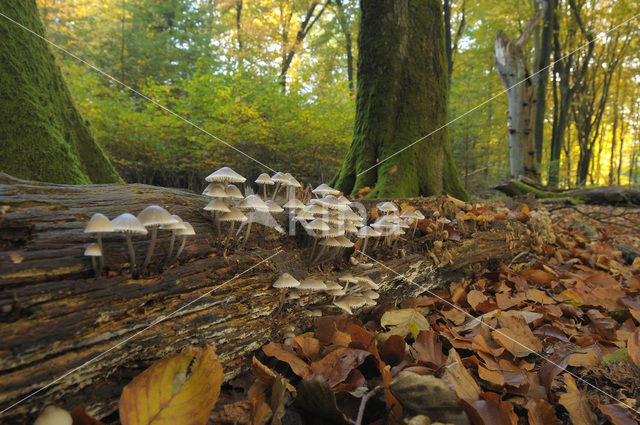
[0,173,553,423]
[494,179,640,205]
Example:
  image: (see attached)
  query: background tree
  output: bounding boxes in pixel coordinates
[331,0,468,199]
[0,0,121,184]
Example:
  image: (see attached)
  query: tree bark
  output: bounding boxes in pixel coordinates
[532,0,554,167]
[0,0,122,185]
[494,11,542,181]
[0,174,549,423]
[331,0,468,200]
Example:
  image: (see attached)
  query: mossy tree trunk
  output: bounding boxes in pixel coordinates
[0,0,122,185]
[331,0,468,200]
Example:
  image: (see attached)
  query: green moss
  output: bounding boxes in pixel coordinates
[332,0,467,201]
[510,181,561,199]
[0,0,122,184]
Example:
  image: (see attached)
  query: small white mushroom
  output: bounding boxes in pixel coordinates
[205,166,246,184]
[84,213,114,275]
[273,273,300,311]
[137,205,178,271]
[33,406,72,425]
[161,215,186,265]
[84,243,102,276]
[171,222,196,263]
[111,213,148,274]
[255,173,275,199]
[357,225,381,260]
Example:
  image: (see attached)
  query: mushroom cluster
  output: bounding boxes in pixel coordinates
[84,205,195,277]
[368,201,425,252]
[272,272,380,316]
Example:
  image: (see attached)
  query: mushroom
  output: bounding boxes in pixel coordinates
[400,209,422,237]
[237,195,270,248]
[264,200,284,214]
[161,215,186,265]
[378,201,399,215]
[285,176,302,202]
[34,406,72,425]
[205,166,247,184]
[171,222,196,263]
[273,273,300,311]
[270,172,289,200]
[204,199,230,234]
[225,184,244,200]
[84,213,114,275]
[137,205,179,271]
[312,183,340,198]
[84,243,102,276]
[298,278,327,291]
[357,226,381,260]
[111,213,148,275]
[255,173,275,199]
[219,207,247,254]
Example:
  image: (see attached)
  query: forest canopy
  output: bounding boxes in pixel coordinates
[26,0,640,193]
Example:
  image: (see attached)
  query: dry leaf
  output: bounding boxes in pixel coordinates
[492,315,542,357]
[525,399,561,425]
[442,348,481,401]
[410,330,445,369]
[291,336,320,362]
[381,309,430,337]
[382,334,406,366]
[597,403,638,425]
[627,328,640,367]
[262,342,312,378]
[310,347,371,387]
[558,374,597,425]
[119,346,223,425]
[460,392,518,425]
[70,406,106,425]
[251,356,296,393]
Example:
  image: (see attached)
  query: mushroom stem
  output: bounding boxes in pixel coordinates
[360,237,369,260]
[240,213,254,249]
[213,212,220,235]
[165,230,176,266]
[271,182,282,200]
[263,184,267,200]
[412,221,418,237]
[310,237,318,260]
[224,221,236,255]
[311,245,327,266]
[97,233,104,275]
[91,256,98,276]
[142,226,158,270]
[125,233,136,274]
[171,236,187,263]
[276,289,287,314]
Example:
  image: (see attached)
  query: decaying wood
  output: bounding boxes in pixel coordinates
[0,174,553,423]
[494,179,640,205]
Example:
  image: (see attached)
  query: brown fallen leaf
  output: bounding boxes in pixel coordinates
[70,406,105,425]
[477,358,528,395]
[597,403,638,425]
[310,347,371,387]
[442,348,481,401]
[291,336,321,362]
[558,374,597,425]
[539,345,574,400]
[492,315,542,357]
[520,268,555,286]
[460,392,517,425]
[586,309,618,341]
[382,334,406,366]
[627,328,640,367]
[119,346,223,425]
[472,333,505,357]
[525,399,561,425]
[410,330,445,369]
[262,342,312,378]
[251,357,296,393]
[568,345,601,367]
[467,290,489,310]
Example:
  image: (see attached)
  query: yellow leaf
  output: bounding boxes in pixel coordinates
[381,309,430,338]
[119,346,223,425]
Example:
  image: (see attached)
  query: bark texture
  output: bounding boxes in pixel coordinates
[331,0,468,200]
[494,12,541,181]
[0,0,122,185]
[0,174,550,423]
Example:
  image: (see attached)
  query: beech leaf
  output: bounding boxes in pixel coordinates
[119,346,223,425]
[381,308,430,337]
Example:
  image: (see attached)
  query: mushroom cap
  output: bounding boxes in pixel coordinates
[84,213,114,233]
[327,288,347,296]
[273,273,300,288]
[264,200,284,213]
[295,210,315,221]
[137,205,179,227]
[324,280,343,290]
[161,215,187,231]
[415,210,425,220]
[176,222,196,236]
[312,195,349,211]
[309,309,323,317]
[203,183,228,198]
[205,166,246,183]
[219,207,248,222]
[344,210,363,221]
[34,406,73,425]
[342,295,367,308]
[400,209,421,219]
[378,202,399,213]
[287,176,302,188]
[271,172,289,183]
[362,296,377,306]
[298,279,327,290]
[336,196,351,206]
[112,213,148,235]
[335,235,354,247]
[371,216,398,230]
[319,237,342,247]
[333,298,353,315]
[255,173,275,185]
[363,290,379,299]
[283,198,305,210]
[239,195,270,212]
[204,199,231,213]
[225,184,244,199]
[355,276,379,290]
[312,183,340,196]
[358,226,381,238]
[338,273,359,283]
[84,243,102,256]
[306,218,330,231]
[304,204,328,215]
[320,227,345,238]
[287,291,301,300]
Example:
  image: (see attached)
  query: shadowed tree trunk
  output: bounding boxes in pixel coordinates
[331,0,468,200]
[533,0,555,168]
[494,11,542,181]
[0,0,122,185]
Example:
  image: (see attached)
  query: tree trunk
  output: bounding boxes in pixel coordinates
[0,0,122,185]
[0,174,550,423]
[494,12,541,181]
[331,0,468,200]
[533,0,554,167]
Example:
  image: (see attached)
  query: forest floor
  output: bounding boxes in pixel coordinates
[207,202,640,425]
